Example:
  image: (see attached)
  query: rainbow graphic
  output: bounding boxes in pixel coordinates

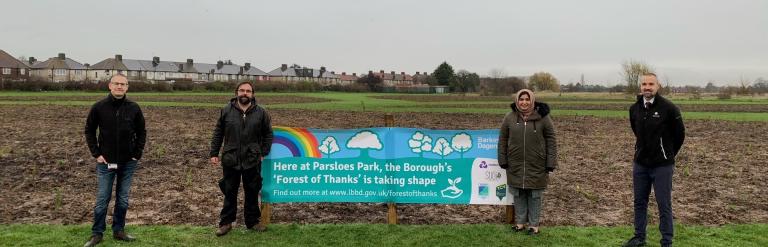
[272,126,322,158]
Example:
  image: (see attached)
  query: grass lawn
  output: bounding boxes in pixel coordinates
[1,223,765,247]
[1,92,767,121]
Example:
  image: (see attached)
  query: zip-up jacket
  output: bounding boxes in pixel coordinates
[629,94,685,167]
[85,94,146,163]
[498,102,557,189]
[210,98,273,171]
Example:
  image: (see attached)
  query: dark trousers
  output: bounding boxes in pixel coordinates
[219,166,262,228]
[633,163,674,245]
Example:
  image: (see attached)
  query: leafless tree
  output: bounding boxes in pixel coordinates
[620,60,654,94]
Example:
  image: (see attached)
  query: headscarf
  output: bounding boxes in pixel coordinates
[515,89,535,119]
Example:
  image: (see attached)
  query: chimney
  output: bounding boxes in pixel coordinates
[353,73,357,76]
[401,72,405,75]
[115,54,122,61]
[281,64,288,71]
[391,71,395,76]
[239,67,244,74]
[320,66,326,72]
[244,63,251,70]
[217,60,224,69]
[186,59,193,65]
[210,69,215,74]
[84,63,90,68]
[380,70,384,74]
[29,57,36,65]
[342,72,346,76]
[152,56,160,66]
[178,64,184,72]
[58,53,66,60]
[416,72,420,75]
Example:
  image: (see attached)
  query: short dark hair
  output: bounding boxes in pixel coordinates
[236,81,253,92]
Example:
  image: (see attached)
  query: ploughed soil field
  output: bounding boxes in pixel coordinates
[1,105,766,227]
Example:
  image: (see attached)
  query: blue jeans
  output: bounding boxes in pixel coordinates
[633,163,674,246]
[91,160,138,236]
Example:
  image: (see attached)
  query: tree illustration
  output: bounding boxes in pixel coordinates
[451,133,472,158]
[318,136,340,158]
[346,130,383,158]
[432,137,453,158]
[408,131,433,157]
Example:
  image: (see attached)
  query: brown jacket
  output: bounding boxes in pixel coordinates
[498,102,557,189]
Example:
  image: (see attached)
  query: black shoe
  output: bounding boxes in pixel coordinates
[622,236,646,247]
[661,244,672,247]
[113,231,136,242]
[83,234,102,247]
[527,228,540,236]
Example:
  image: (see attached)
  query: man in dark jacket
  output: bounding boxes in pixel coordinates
[83,74,146,247]
[210,81,273,236]
[623,73,685,247]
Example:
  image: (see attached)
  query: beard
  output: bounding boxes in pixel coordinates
[643,90,655,99]
[238,95,252,104]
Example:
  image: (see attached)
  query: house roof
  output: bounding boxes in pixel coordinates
[339,74,358,81]
[89,58,129,70]
[394,73,413,81]
[241,66,268,76]
[268,66,297,77]
[0,49,30,69]
[175,62,199,73]
[268,65,339,78]
[133,60,180,72]
[20,60,42,67]
[194,63,241,75]
[31,56,86,70]
[90,56,267,75]
[90,58,181,72]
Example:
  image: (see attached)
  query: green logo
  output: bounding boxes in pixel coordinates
[495,184,507,201]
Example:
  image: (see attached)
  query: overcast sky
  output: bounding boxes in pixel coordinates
[1,0,766,86]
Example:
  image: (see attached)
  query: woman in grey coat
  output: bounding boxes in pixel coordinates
[498,89,558,235]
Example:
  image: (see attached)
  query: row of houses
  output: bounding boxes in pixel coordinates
[0,49,430,86]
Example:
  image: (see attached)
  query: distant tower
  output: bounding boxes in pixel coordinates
[580,73,585,85]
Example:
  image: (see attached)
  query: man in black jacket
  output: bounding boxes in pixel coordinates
[210,81,273,236]
[623,73,685,247]
[83,74,146,247]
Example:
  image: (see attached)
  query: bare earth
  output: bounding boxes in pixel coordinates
[1,105,766,227]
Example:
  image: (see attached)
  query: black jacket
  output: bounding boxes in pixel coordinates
[210,98,274,171]
[85,94,147,163]
[629,94,685,167]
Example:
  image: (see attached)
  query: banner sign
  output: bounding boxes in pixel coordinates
[263,127,512,205]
